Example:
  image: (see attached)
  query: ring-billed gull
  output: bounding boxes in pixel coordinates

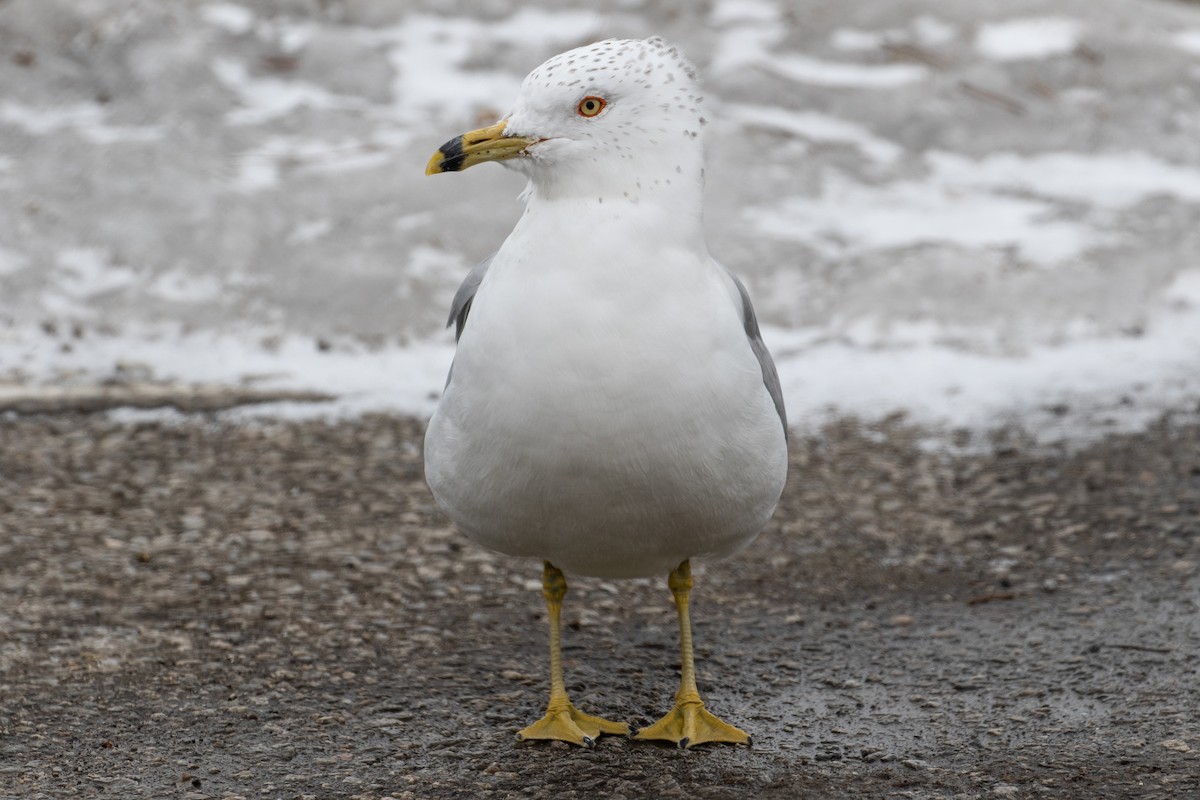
[424,36,788,748]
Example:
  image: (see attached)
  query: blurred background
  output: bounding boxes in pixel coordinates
[1,0,1199,441]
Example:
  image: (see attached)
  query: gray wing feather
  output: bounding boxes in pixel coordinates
[447,253,495,341]
[725,269,788,439]
[443,254,494,389]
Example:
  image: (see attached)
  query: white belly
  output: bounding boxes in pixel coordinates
[424,234,788,578]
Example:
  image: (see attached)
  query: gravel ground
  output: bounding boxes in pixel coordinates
[2,412,1199,799]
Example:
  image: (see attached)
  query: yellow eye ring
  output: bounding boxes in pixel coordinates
[577,96,607,118]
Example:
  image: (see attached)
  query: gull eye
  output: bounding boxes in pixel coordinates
[577,96,607,118]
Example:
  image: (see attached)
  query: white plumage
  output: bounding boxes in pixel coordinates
[424,37,787,579]
[422,34,789,750]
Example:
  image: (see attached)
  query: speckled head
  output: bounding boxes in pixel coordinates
[427,37,708,200]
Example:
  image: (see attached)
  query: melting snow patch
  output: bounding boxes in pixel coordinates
[711,10,926,88]
[1,322,456,420]
[767,281,1200,441]
[228,133,406,192]
[57,249,137,298]
[0,101,160,143]
[831,17,956,51]
[4,298,1197,442]
[288,219,334,245]
[830,29,887,52]
[0,101,104,133]
[710,0,781,27]
[486,8,604,49]
[294,149,392,178]
[761,54,928,88]
[727,104,903,163]
[200,2,256,36]
[1164,270,1200,307]
[975,17,1083,61]
[928,151,1200,207]
[1174,30,1200,56]
[911,16,957,46]
[752,150,1200,265]
[751,172,1092,265]
[0,245,29,276]
[211,58,363,125]
[147,271,224,303]
[397,246,467,301]
[230,153,280,192]
[382,11,602,123]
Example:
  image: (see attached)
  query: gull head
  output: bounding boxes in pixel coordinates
[426,37,706,197]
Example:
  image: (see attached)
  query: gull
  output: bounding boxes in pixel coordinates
[423,36,788,748]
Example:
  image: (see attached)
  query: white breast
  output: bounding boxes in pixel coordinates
[424,201,788,578]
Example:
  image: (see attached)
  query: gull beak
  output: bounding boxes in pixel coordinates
[426,121,539,175]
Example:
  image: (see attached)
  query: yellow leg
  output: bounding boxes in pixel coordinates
[517,562,630,747]
[634,560,750,749]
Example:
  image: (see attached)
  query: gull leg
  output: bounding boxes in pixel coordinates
[634,560,750,748]
[517,561,630,746]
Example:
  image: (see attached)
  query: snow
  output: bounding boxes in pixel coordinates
[711,7,927,88]
[726,104,903,163]
[830,29,887,52]
[396,246,468,301]
[3,0,1199,445]
[831,17,956,51]
[927,151,1200,208]
[1165,270,1200,306]
[147,271,224,304]
[199,2,255,36]
[911,16,957,46]
[751,169,1094,265]
[229,132,411,192]
[0,245,29,276]
[975,17,1083,61]
[769,275,1200,439]
[675,273,1178,438]
[56,249,138,299]
[710,0,781,27]
[1176,31,1200,56]
[287,219,335,245]
[5,287,1199,442]
[0,101,161,143]
[1,322,456,421]
[212,57,363,125]
[760,54,928,88]
[0,101,104,134]
[381,11,603,123]
[750,150,1200,266]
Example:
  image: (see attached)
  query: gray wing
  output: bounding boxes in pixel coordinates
[447,253,494,341]
[725,268,788,439]
[442,254,494,389]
